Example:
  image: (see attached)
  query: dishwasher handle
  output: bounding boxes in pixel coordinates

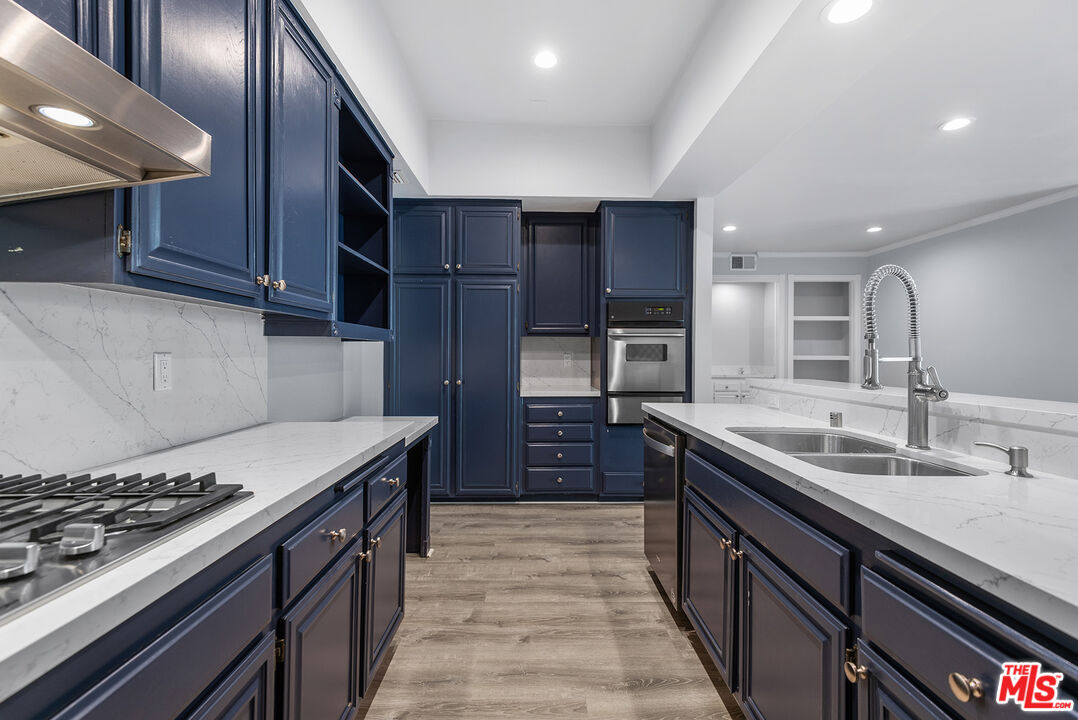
[643,430,676,457]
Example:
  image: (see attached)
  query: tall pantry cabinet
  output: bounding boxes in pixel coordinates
[390,201,521,498]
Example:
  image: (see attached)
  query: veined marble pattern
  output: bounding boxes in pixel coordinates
[521,336,593,383]
[0,283,268,476]
[747,379,1078,479]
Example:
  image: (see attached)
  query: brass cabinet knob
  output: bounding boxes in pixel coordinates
[456,263,462,270]
[948,673,984,703]
[557,410,564,417]
[444,380,450,386]
[605,288,611,294]
[718,538,730,550]
[372,536,382,548]
[381,477,401,487]
[556,477,563,484]
[272,278,286,290]
[324,528,348,543]
[255,274,270,286]
[456,379,462,386]
[728,546,743,560]
[843,661,868,684]
[556,452,563,459]
[443,264,450,270]
[584,323,589,330]
[358,550,371,563]
[556,430,564,437]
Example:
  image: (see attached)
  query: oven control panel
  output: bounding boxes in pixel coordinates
[607,300,684,326]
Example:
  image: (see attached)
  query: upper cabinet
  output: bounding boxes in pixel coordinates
[15,0,118,65]
[455,205,520,274]
[394,201,520,277]
[601,202,692,298]
[394,205,452,274]
[266,0,336,313]
[523,213,594,335]
[128,0,264,299]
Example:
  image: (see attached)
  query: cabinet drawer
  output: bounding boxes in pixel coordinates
[55,557,273,720]
[525,423,594,442]
[525,402,594,423]
[367,453,407,522]
[861,569,1078,719]
[524,468,595,493]
[525,443,594,466]
[601,472,643,496]
[280,487,365,606]
[685,451,850,613]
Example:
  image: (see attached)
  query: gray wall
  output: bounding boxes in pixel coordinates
[868,196,1078,402]
[267,338,384,421]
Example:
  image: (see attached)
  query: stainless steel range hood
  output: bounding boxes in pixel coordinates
[0,0,211,205]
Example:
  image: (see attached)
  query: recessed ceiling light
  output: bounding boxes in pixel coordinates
[866,226,883,233]
[939,117,974,132]
[34,105,95,128]
[533,50,558,69]
[722,225,737,232]
[824,0,873,24]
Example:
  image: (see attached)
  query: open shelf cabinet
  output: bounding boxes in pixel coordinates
[786,276,860,383]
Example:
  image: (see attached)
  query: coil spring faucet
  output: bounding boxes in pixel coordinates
[862,264,949,449]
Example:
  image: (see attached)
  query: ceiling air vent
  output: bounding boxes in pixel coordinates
[730,253,758,271]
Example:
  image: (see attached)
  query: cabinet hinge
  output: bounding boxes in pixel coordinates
[275,638,285,663]
[515,207,520,220]
[116,225,132,257]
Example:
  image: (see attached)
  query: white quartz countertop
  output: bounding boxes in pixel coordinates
[520,379,600,397]
[642,402,1078,643]
[0,416,437,703]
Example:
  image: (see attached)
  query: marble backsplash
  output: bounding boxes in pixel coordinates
[748,379,1078,479]
[0,284,268,476]
[520,336,595,389]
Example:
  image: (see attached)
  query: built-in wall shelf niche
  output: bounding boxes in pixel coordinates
[711,276,783,379]
[336,90,392,339]
[787,276,860,383]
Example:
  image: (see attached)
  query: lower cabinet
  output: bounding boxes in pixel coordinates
[853,640,951,720]
[522,397,598,496]
[363,494,407,692]
[187,634,276,720]
[280,550,362,720]
[682,487,737,688]
[739,537,848,720]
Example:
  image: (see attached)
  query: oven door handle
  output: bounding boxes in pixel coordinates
[607,329,686,338]
[643,430,676,457]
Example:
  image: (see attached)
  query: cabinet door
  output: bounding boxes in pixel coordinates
[394,204,452,274]
[187,634,275,720]
[682,489,738,689]
[129,0,262,298]
[280,551,360,720]
[455,205,520,275]
[455,278,518,496]
[854,641,951,720]
[14,0,115,61]
[602,204,689,298]
[524,214,591,335]
[740,538,847,720]
[362,495,406,694]
[391,277,451,496]
[267,1,335,313]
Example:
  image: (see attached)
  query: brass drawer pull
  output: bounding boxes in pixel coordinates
[557,410,564,417]
[556,430,564,437]
[358,550,371,563]
[718,538,730,550]
[255,274,270,286]
[728,546,743,561]
[556,452,563,459]
[555,477,563,484]
[843,662,868,684]
[372,536,382,549]
[381,477,401,487]
[948,672,984,703]
[323,528,348,543]
[271,278,286,291]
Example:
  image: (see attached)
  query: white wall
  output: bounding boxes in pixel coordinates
[868,195,1078,402]
[692,197,714,400]
[426,121,651,199]
[267,339,386,421]
[343,342,385,416]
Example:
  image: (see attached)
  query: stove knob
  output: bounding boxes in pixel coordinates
[0,542,40,579]
[58,523,106,558]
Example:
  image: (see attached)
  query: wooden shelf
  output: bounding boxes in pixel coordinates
[338,163,388,217]
[338,243,389,276]
[793,316,851,322]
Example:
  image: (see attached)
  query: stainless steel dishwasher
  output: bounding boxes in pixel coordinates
[643,416,684,609]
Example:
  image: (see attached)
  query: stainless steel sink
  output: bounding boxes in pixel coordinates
[789,454,978,477]
[732,429,896,455]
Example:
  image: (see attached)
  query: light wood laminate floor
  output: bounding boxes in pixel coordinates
[357,503,744,720]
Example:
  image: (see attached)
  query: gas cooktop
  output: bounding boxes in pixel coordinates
[0,470,250,620]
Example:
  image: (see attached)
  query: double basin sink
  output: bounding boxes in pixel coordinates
[730,428,983,477]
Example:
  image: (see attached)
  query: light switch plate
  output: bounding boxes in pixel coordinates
[153,352,172,391]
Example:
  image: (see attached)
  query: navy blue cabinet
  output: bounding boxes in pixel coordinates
[455,278,518,496]
[267,0,336,313]
[522,398,598,496]
[853,641,950,720]
[682,487,738,689]
[523,213,593,335]
[280,548,361,720]
[601,202,691,298]
[455,205,520,274]
[15,0,118,64]
[129,0,264,299]
[391,277,451,497]
[739,537,848,720]
[187,634,276,720]
[394,204,452,274]
[362,495,407,693]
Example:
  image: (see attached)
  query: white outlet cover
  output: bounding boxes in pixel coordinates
[153,352,172,391]
[562,352,573,367]
[767,394,780,409]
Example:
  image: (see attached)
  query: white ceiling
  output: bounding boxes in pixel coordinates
[376,0,719,126]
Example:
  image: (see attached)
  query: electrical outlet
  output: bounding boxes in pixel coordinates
[768,394,780,409]
[562,352,573,368]
[153,352,172,391]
